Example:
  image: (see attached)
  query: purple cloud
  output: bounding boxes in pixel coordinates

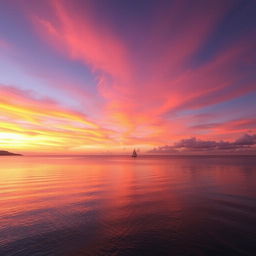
[234,134,256,145]
[149,134,256,154]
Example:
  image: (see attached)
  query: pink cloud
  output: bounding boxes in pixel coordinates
[32,0,132,82]
[9,0,256,150]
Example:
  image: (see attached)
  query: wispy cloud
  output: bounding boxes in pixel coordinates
[0,0,255,152]
[0,85,118,153]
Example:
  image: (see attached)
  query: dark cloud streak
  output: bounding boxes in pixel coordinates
[149,134,256,154]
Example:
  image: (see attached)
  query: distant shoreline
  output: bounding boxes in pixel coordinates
[0,150,22,156]
[17,154,255,157]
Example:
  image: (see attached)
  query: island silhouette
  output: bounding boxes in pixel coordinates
[0,150,22,156]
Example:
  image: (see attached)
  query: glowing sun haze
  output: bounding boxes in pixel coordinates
[0,0,255,154]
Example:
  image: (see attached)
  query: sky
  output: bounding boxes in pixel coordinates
[0,0,256,154]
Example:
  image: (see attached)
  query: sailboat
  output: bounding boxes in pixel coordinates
[132,149,137,157]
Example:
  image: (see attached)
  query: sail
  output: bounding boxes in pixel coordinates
[132,149,137,157]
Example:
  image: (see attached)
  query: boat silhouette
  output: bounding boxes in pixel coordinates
[132,149,137,157]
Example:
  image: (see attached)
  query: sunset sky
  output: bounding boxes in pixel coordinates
[0,0,256,154]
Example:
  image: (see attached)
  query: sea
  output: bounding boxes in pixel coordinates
[0,155,256,256]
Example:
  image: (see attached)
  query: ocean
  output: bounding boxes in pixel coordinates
[0,155,256,255]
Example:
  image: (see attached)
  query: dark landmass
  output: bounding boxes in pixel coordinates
[0,150,22,156]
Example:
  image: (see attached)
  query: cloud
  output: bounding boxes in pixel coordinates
[149,134,256,154]
[0,85,119,153]
[30,2,241,119]
[32,0,131,81]
[235,133,256,146]
[1,0,256,152]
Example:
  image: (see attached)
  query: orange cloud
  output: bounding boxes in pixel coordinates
[0,85,119,153]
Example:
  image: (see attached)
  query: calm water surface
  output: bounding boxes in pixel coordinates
[0,155,256,256]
